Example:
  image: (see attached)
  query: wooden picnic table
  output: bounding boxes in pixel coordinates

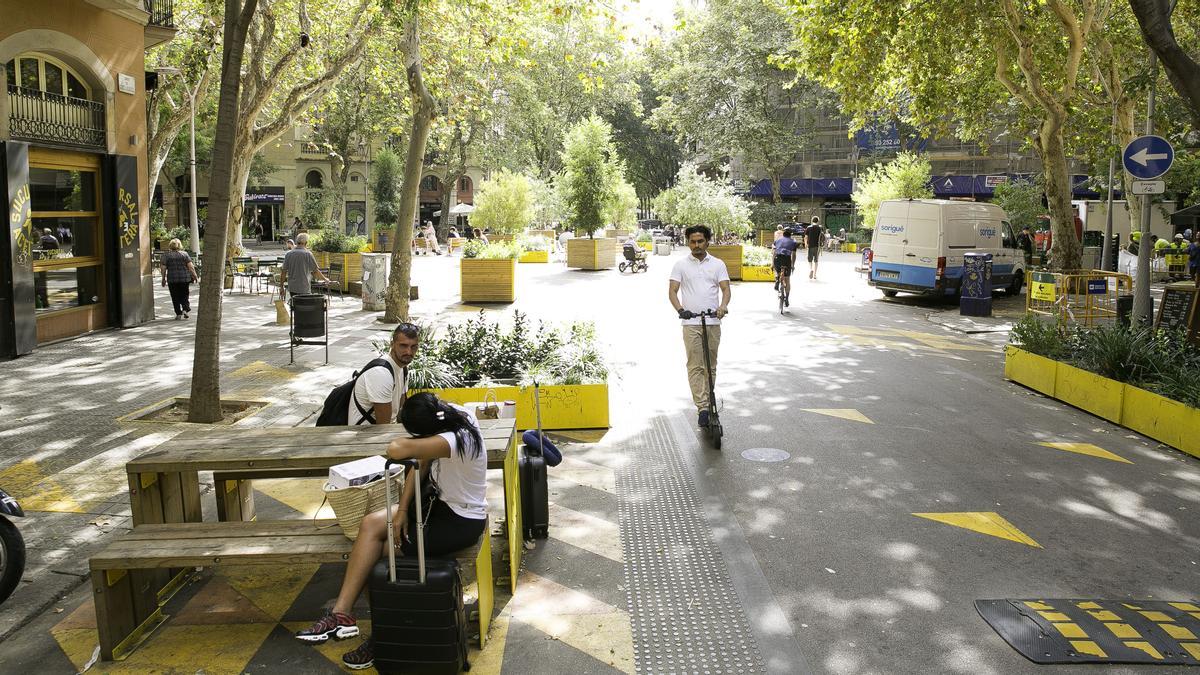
[124,418,523,592]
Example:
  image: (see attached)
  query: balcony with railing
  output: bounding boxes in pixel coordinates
[7,87,106,150]
[145,0,174,28]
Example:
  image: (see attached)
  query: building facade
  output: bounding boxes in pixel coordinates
[160,125,483,242]
[1,0,174,358]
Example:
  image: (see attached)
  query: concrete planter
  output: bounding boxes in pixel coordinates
[420,383,610,430]
[567,238,617,270]
[708,244,743,280]
[519,250,549,263]
[741,265,775,282]
[461,258,516,303]
[1003,345,1057,397]
[1005,346,1200,459]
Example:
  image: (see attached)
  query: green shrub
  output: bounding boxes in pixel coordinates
[1008,314,1067,358]
[310,227,367,253]
[463,240,520,259]
[517,234,552,252]
[407,311,608,387]
[742,245,772,266]
[1068,324,1159,384]
[635,230,652,243]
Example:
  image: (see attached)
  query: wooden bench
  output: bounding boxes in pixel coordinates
[90,519,493,662]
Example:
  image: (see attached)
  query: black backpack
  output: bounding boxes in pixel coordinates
[315,359,395,426]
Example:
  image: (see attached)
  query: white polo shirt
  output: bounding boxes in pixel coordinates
[670,253,730,326]
[348,354,406,425]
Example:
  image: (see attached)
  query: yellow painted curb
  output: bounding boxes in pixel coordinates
[1004,345,1057,397]
[740,265,775,282]
[418,383,610,430]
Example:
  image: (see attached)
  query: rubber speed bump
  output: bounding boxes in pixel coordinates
[977,599,1200,664]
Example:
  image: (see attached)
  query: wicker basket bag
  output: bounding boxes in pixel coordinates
[321,471,402,540]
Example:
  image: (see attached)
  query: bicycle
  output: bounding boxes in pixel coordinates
[775,267,787,314]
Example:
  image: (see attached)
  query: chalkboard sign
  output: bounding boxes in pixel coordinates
[1155,283,1199,339]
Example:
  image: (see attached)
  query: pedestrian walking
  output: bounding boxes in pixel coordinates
[804,216,826,280]
[1017,226,1035,268]
[668,225,731,428]
[281,232,329,298]
[161,238,198,319]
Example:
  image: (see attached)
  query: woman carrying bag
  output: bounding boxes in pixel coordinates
[294,393,487,670]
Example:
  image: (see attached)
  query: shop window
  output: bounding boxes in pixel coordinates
[420,175,441,192]
[29,167,96,212]
[31,217,97,259]
[458,177,472,192]
[34,266,100,313]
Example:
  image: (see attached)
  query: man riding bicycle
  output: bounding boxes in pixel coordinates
[772,227,799,306]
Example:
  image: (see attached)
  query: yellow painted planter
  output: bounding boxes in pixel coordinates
[1054,361,1124,423]
[741,265,775,282]
[1003,345,1057,397]
[708,245,743,280]
[1006,346,1200,459]
[841,243,858,253]
[325,252,363,292]
[418,383,610,430]
[519,250,549,263]
[372,228,394,252]
[567,238,617,270]
[757,231,776,247]
[460,258,516,303]
[637,241,653,251]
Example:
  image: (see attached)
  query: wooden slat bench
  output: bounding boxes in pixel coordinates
[90,519,493,662]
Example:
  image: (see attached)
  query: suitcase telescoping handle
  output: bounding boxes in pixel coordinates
[533,380,545,459]
[383,458,425,584]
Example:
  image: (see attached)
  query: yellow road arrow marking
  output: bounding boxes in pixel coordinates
[800,409,874,424]
[1039,442,1132,464]
[912,511,1042,548]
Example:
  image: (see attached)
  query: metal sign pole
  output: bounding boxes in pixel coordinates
[1132,54,1158,325]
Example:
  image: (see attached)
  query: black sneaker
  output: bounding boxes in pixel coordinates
[295,612,358,643]
[342,638,374,670]
[784,294,790,307]
[773,279,779,291]
[698,410,710,428]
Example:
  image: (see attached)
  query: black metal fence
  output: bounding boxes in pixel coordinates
[144,0,175,28]
[7,87,106,150]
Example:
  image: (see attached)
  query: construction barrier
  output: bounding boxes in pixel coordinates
[1026,269,1133,326]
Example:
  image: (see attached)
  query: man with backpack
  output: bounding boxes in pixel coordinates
[317,323,420,426]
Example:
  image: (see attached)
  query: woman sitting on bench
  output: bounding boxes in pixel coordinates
[295,392,488,669]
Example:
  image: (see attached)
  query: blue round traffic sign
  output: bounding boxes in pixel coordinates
[1122,135,1174,179]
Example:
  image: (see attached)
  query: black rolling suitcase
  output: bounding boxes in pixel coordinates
[521,383,550,540]
[369,459,469,674]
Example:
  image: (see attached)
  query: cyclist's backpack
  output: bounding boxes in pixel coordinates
[315,359,394,426]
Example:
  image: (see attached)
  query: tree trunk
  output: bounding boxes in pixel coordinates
[438,166,455,237]
[1037,119,1081,272]
[188,0,258,423]
[1129,0,1200,127]
[769,173,781,205]
[229,156,252,257]
[384,11,437,323]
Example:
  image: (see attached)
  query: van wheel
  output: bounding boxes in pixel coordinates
[882,289,898,298]
[1008,273,1024,296]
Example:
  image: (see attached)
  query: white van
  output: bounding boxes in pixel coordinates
[868,199,1025,297]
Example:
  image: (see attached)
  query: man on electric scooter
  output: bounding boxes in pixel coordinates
[668,225,731,428]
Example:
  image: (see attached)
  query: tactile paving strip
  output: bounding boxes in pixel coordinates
[618,417,766,673]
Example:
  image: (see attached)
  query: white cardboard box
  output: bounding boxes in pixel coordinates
[327,455,388,490]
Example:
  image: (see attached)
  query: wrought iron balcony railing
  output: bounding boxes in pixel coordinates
[7,87,106,150]
[144,0,174,28]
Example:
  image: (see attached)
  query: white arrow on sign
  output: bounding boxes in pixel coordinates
[1129,147,1169,166]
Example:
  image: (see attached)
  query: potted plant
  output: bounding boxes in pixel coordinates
[635,229,653,251]
[461,240,519,302]
[561,116,632,270]
[653,163,752,279]
[408,311,611,429]
[517,234,552,263]
[370,147,401,252]
[310,226,368,292]
[740,245,775,281]
[470,169,531,247]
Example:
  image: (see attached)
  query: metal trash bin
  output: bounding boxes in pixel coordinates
[960,252,993,317]
[654,242,672,256]
[290,293,328,364]
[1116,293,1134,327]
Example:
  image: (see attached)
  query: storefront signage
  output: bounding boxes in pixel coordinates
[117,187,138,247]
[9,183,32,266]
[3,141,36,356]
[118,73,136,95]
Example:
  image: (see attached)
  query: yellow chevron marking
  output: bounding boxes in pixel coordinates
[913,512,1041,547]
[1039,442,1132,464]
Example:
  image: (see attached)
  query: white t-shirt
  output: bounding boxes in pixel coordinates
[348,354,406,425]
[670,253,730,326]
[431,404,488,520]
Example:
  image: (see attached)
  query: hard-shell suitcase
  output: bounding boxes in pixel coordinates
[521,383,550,540]
[368,459,469,674]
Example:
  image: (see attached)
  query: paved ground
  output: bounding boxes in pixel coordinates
[0,244,1197,673]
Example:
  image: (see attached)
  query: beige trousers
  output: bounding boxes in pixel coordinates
[682,324,721,412]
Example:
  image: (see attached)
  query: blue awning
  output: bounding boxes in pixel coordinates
[745,174,1100,199]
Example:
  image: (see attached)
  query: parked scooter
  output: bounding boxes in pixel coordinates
[0,487,26,604]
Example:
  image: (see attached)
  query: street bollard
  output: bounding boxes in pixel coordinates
[960,252,993,317]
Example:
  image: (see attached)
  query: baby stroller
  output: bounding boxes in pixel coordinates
[619,241,649,273]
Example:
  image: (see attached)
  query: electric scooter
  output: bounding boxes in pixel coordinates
[696,309,723,449]
[0,487,26,604]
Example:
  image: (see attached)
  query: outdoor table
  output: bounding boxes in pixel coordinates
[125,418,524,592]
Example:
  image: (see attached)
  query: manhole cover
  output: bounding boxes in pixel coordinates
[741,447,790,462]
